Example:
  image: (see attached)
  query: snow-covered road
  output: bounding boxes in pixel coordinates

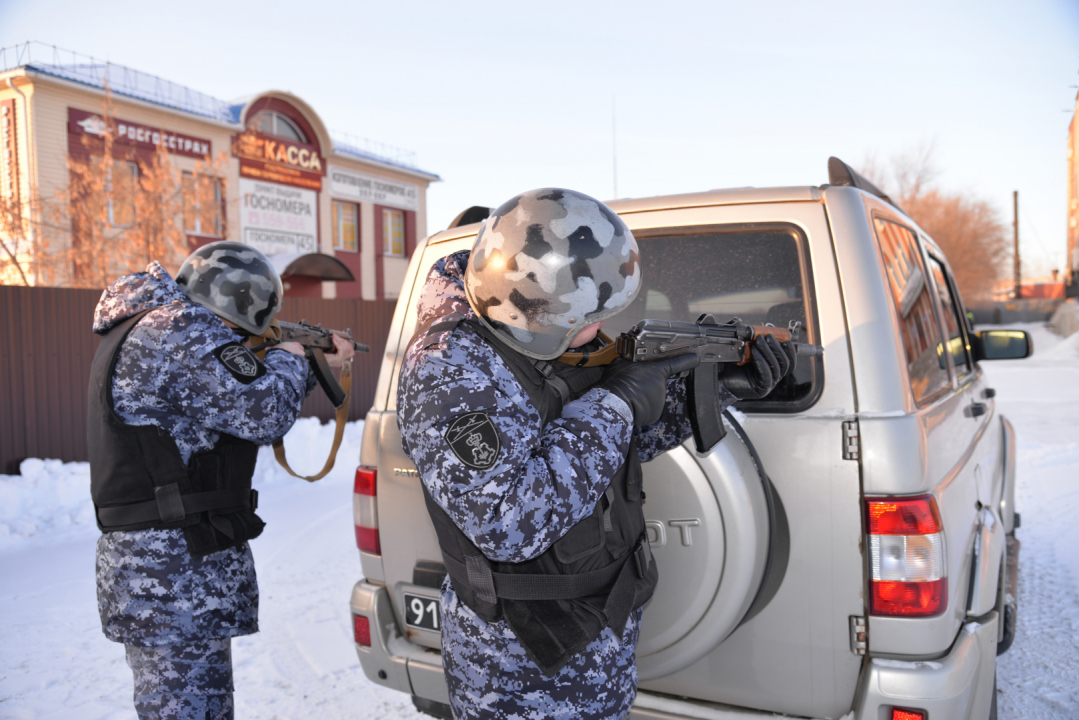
[1,419,424,720]
[1,324,1077,719]
[989,324,1079,718]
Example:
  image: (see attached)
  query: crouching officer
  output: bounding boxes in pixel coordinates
[88,241,353,720]
[397,189,796,720]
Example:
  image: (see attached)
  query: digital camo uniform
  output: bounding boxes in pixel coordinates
[398,250,696,720]
[92,261,312,718]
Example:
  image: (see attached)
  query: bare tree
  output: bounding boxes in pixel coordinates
[0,190,31,285]
[862,146,1008,302]
[9,88,230,289]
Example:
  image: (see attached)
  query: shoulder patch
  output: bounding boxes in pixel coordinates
[445,411,501,470]
[213,342,266,384]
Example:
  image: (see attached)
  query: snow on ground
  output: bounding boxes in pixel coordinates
[987,324,1079,718]
[0,417,423,720]
[1,325,1077,718]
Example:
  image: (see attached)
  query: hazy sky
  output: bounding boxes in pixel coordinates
[3,0,1077,275]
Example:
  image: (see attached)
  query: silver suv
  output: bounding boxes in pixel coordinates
[347,159,1030,720]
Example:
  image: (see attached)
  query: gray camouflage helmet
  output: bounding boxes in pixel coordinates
[464,188,641,360]
[175,241,284,335]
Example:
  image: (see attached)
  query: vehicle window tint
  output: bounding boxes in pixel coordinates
[603,229,820,409]
[873,218,949,404]
[927,255,971,376]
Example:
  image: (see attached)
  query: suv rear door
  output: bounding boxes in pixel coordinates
[611,196,864,719]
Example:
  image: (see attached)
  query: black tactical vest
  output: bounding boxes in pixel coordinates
[88,309,264,558]
[413,315,657,676]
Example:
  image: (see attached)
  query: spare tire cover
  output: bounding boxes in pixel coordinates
[636,414,770,681]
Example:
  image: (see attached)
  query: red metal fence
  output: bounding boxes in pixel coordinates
[0,285,397,475]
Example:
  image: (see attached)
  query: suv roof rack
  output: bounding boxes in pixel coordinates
[826,157,903,212]
[448,206,491,229]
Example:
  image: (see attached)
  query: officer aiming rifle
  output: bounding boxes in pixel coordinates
[88,241,356,720]
[396,188,798,720]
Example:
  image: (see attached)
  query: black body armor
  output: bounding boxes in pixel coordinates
[414,316,657,676]
[88,310,264,557]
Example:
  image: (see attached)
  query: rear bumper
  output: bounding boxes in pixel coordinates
[351,580,997,720]
[855,611,999,720]
[349,580,449,704]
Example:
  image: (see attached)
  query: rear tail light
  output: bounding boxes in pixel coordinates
[353,614,371,646]
[866,495,947,617]
[354,466,380,555]
[891,708,926,720]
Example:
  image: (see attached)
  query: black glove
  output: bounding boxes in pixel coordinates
[599,354,700,426]
[721,334,797,400]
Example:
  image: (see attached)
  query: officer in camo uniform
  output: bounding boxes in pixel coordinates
[88,241,352,720]
[397,189,795,720]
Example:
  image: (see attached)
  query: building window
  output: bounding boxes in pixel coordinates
[108,160,138,227]
[333,200,358,252]
[248,110,306,143]
[182,172,223,237]
[382,208,404,257]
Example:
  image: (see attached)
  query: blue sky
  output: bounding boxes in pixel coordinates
[3,0,1077,275]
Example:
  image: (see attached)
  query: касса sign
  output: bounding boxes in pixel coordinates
[239,178,317,256]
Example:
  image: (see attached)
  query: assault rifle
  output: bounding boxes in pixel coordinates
[250,320,370,409]
[615,314,823,453]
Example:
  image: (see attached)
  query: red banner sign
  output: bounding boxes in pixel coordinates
[68,107,211,158]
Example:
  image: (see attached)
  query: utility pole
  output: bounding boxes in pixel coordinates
[1013,190,1020,300]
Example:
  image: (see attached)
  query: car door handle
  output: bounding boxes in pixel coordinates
[969,402,987,418]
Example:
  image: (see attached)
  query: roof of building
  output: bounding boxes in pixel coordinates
[0,42,440,180]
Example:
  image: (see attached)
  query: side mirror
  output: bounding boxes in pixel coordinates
[971,330,1033,361]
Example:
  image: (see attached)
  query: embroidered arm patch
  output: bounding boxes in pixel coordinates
[213,342,266,384]
[445,412,501,470]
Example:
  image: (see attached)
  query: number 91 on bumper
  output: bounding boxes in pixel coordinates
[404,593,440,631]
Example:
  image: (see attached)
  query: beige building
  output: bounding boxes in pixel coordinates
[0,43,439,299]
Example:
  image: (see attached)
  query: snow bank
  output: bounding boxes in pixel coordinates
[0,459,95,545]
[1049,298,1079,338]
[0,417,365,552]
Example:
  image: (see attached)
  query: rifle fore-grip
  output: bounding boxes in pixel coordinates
[738,326,793,365]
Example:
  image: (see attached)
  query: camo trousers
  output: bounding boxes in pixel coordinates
[125,639,234,720]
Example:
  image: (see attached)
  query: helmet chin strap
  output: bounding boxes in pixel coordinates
[557,331,620,367]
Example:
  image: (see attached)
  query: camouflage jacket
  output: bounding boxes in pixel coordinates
[396,251,696,719]
[93,261,311,647]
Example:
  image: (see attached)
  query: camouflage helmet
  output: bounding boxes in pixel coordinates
[175,241,284,335]
[464,188,640,360]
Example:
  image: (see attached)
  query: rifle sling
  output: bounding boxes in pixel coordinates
[556,331,619,367]
[272,358,352,482]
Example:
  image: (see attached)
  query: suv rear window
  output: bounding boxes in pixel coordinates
[603,225,821,411]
